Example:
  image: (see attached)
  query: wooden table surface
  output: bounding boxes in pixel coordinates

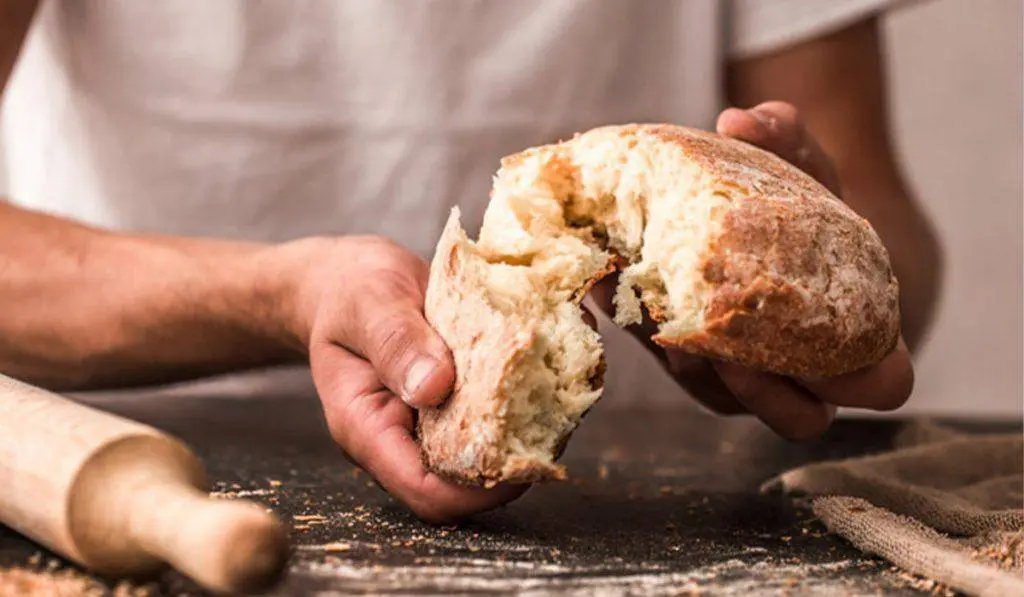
[0,391,1016,596]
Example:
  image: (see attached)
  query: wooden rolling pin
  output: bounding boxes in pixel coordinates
[0,373,290,594]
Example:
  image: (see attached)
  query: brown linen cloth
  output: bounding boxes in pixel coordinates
[762,421,1024,596]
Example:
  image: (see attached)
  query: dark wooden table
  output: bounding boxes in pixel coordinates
[1,392,1014,596]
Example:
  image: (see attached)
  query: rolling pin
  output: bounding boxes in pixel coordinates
[0,373,290,594]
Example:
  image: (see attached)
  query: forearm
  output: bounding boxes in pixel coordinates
[0,200,305,390]
[1,3,309,388]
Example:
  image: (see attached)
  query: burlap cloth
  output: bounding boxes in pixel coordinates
[762,421,1024,596]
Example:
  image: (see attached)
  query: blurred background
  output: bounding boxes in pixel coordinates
[0,0,1020,418]
[884,0,1021,418]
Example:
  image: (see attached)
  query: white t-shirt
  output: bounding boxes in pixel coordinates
[1,0,903,402]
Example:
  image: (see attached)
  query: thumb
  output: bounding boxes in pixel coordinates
[337,276,455,409]
[716,102,842,197]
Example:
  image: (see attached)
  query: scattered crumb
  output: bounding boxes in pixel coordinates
[970,532,1023,571]
[0,566,154,597]
[294,524,311,530]
[268,479,282,488]
[323,542,352,553]
[600,445,625,463]
[0,567,105,596]
[659,486,672,496]
[113,580,156,597]
[294,514,326,521]
[210,488,275,499]
[598,464,609,480]
[887,568,955,597]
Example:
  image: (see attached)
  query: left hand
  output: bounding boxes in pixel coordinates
[591,102,914,440]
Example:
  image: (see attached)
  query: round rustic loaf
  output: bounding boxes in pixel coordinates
[419,124,900,487]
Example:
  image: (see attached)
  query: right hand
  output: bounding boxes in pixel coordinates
[283,235,527,522]
[590,103,914,441]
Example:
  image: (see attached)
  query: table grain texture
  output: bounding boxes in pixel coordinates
[1,392,1016,596]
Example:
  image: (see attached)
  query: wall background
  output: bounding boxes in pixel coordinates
[0,0,1021,417]
[884,0,1022,417]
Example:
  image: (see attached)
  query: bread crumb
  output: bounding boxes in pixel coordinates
[210,488,275,499]
[0,566,154,596]
[0,567,104,596]
[323,542,352,553]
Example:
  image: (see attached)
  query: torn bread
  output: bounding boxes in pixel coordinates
[418,124,900,487]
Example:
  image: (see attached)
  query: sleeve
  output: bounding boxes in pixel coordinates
[727,0,915,60]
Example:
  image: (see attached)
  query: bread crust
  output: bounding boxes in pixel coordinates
[632,125,900,378]
[419,124,900,487]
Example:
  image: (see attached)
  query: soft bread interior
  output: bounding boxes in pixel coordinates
[463,130,732,472]
[452,239,604,475]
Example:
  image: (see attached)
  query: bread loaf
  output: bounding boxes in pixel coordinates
[418,124,900,487]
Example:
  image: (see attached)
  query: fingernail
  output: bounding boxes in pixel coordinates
[749,109,776,130]
[403,357,438,406]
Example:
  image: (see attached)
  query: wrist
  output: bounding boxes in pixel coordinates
[250,236,337,355]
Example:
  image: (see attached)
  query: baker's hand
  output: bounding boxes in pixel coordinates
[289,236,525,522]
[594,102,914,440]
[706,102,913,437]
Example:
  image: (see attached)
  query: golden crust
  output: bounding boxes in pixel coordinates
[667,191,900,378]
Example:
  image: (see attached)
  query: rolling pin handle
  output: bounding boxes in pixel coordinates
[127,483,290,594]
